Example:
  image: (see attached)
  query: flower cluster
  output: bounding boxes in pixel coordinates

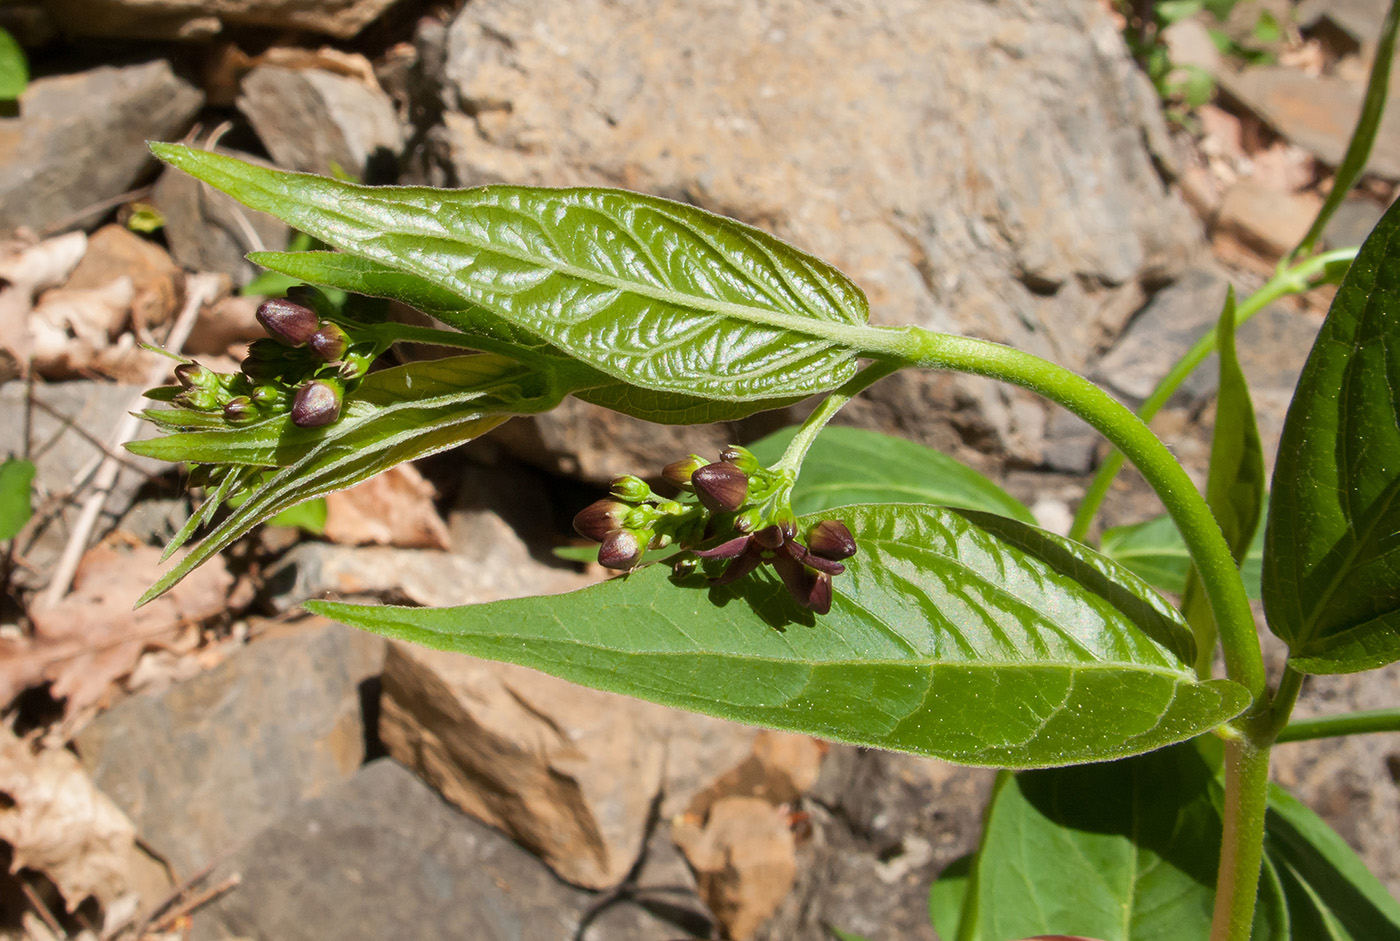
[572,445,857,615]
[168,289,379,429]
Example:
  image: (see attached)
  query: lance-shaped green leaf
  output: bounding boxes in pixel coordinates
[250,249,801,424]
[1183,288,1266,672]
[747,424,1036,523]
[310,504,1248,767]
[1264,194,1400,674]
[131,355,558,605]
[153,143,876,402]
[1101,511,1265,600]
[0,457,36,541]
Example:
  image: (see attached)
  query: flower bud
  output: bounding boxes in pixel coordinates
[691,462,748,513]
[250,384,283,408]
[662,455,708,489]
[175,388,219,411]
[338,352,371,381]
[308,323,350,362]
[598,530,644,570]
[174,362,216,390]
[256,299,320,346]
[806,572,833,615]
[719,445,761,475]
[573,499,629,542]
[222,396,256,424]
[610,475,652,503]
[807,520,857,560]
[291,380,342,428]
[753,524,787,550]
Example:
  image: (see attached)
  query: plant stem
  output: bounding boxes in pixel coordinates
[773,360,900,475]
[1067,248,1358,543]
[1276,707,1400,743]
[890,328,1267,703]
[1211,737,1272,941]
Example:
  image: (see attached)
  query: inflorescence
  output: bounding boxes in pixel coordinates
[572,446,857,614]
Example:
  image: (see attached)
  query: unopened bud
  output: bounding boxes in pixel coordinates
[222,396,256,424]
[256,299,320,346]
[338,352,371,381]
[719,445,761,475]
[662,455,709,489]
[598,530,643,570]
[807,520,857,560]
[308,323,350,362]
[753,525,787,550]
[691,462,748,513]
[250,385,283,408]
[573,499,629,542]
[291,380,342,428]
[175,388,219,411]
[610,475,652,503]
[174,362,216,390]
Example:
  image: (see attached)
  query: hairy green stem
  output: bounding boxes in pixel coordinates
[887,327,1266,703]
[1068,248,1358,543]
[773,360,900,476]
[1212,737,1272,941]
[1262,665,1305,741]
[1276,707,1400,743]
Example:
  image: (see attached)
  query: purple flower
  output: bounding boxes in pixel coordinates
[691,519,854,615]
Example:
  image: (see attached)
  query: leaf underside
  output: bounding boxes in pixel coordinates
[1264,194,1400,673]
[154,143,871,403]
[311,504,1248,768]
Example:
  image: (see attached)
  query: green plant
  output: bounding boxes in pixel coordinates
[0,27,27,102]
[128,41,1400,935]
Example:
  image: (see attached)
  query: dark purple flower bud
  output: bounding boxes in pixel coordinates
[662,455,708,489]
[308,323,350,362]
[256,298,320,346]
[598,530,643,570]
[573,499,630,542]
[807,520,857,561]
[291,380,342,428]
[222,396,256,424]
[719,445,761,475]
[753,525,787,550]
[174,362,216,390]
[691,462,748,513]
[610,475,652,502]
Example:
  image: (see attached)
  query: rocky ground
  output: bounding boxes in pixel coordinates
[0,0,1398,938]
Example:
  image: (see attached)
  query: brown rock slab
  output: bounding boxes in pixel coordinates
[379,641,760,889]
[0,61,203,236]
[1214,179,1323,261]
[43,0,408,40]
[74,619,384,877]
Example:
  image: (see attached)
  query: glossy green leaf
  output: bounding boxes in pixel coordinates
[250,249,799,425]
[1100,511,1264,600]
[311,503,1248,767]
[747,425,1035,523]
[131,355,557,605]
[1183,289,1265,670]
[964,742,1287,941]
[1265,784,1400,940]
[154,143,876,402]
[0,28,27,100]
[1264,195,1400,674]
[0,458,36,540]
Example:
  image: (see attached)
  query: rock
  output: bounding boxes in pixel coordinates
[378,641,761,889]
[64,225,182,331]
[42,0,408,40]
[1163,18,1224,75]
[431,0,1201,468]
[672,796,798,941]
[152,149,290,286]
[0,61,203,236]
[189,758,693,941]
[1298,0,1389,48]
[324,464,450,549]
[1214,179,1323,260]
[74,619,384,877]
[237,67,405,180]
[1322,197,1386,250]
[184,293,265,358]
[1219,66,1400,179]
[1041,409,1100,475]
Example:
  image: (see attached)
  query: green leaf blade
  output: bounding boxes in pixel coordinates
[1102,510,1265,600]
[1264,195,1400,673]
[0,458,36,541]
[311,504,1248,767]
[154,144,872,402]
[0,27,27,100]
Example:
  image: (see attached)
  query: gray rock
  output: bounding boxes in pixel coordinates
[430,0,1201,469]
[189,758,696,941]
[1219,66,1400,179]
[1322,198,1386,250]
[0,61,203,236]
[152,149,291,286]
[42,0,408,40]
[1298,0,1389,47]
[75,619,385,877]
[238,67,405,181]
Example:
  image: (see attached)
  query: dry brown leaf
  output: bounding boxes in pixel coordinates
[0,232,88,378]
[2,541,234,719]
[323,464,450,549]
[29,278,135,378]
[0,725,138,912]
